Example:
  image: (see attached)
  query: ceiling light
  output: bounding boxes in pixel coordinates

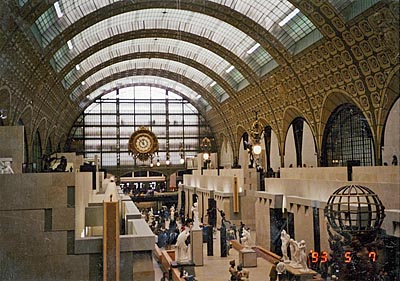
[180,158,185,164]
[210,81,217,87]
[75,64,80,71]
[67,40,73,50]
[196,95,201,99]
[247,43,260,54]
[54,2,64,18]
[81,81,86,86]
[279,8,299,27]
[225,65,235,73]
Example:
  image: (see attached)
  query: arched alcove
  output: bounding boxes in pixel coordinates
[382,98,400,165]
[321,104,374,167]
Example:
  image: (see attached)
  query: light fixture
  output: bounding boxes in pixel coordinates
[249,111,263,155]
[203,152,210,161]
[252,143,262,155]
[0,109,7,120]
[196,94,201,99]
[210,81,217,87]
[156,158,160,167]
[81,81,86,86]
[247,43,260,54]
[150,162,154,167]
[54,1,64,18]
[165,154,170,166]
[179,142,185,164]
[225,65,235,73]
[67,40,73,50]
[75,64,80,71]
[279,8,299,27]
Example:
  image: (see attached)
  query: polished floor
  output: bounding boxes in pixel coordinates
[153,229,273,281]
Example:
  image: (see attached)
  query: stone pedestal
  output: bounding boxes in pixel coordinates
[239,249,257,267]
[190,229,203,266]
[284,264,317,281]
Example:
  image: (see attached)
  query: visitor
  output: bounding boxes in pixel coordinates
[392,155,398,166]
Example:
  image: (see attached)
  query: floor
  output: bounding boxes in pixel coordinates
[153,229,273,281]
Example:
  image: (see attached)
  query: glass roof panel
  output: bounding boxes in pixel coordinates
[208,0,321,50]
[18,0,28,7]
[51,8,272,74]
[70,58,226,100]
[62,37,245,89]
[36,0,319,53]
[74,76,210,110]
[327,0,380,21]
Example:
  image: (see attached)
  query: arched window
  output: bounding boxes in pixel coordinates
[322,104,374,167]
[32,130,42,172]
[46,138,52,155]
[67,86,211,168]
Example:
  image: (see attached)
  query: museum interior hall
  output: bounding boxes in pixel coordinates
[0,0,399,280]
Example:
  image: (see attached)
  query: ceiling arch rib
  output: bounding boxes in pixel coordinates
[68,57,233,103]
[62,37,246,90]
[50,8,273,76]
[67,53,236,102]
[79,77,210,114]
[74,70,220,112]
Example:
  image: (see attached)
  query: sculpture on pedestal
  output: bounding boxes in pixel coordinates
[289,239,301,268]
[176,225,191,263]
[280,230,290,262]
[191,202,200,230]
[241,228,251,249]
[0,159,14,174]
[298,240,309,272]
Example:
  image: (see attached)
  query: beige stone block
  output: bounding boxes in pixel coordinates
[239,249,257,267]
[52,207,75,230]
[190,229,203,266]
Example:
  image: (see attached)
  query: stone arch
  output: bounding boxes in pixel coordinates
[281,107,307,161]
[318,89,366,155]
[219,132,234,168]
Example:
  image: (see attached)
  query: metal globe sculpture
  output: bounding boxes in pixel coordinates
[325,184,385,237]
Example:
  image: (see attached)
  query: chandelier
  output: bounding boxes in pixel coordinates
[249,111,263,155]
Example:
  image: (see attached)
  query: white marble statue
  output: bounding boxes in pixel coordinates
[0,160,14,174]
[298,240,309,272]
[191,202,200,230]
[289,239,301,268]
[241,228,251,248]
[148,208,154,225]
[175,226,191,263]
[280,230,290,263]
[170,205,175,221]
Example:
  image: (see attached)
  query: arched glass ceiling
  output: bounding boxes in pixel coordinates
[51,8,273,74]
[77,76,210,111]
[327,0,381,21]
[61,37,246,90]
[211,0,319,50]
[69,58,228,102]
[34,0,320,52]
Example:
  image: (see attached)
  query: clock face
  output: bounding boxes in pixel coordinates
[134,134,153,153]
[128,127,159,161]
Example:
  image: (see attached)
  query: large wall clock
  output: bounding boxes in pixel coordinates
[128,126,159,161]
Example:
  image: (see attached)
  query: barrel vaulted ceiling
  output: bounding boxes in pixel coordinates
[0,0,398,159]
